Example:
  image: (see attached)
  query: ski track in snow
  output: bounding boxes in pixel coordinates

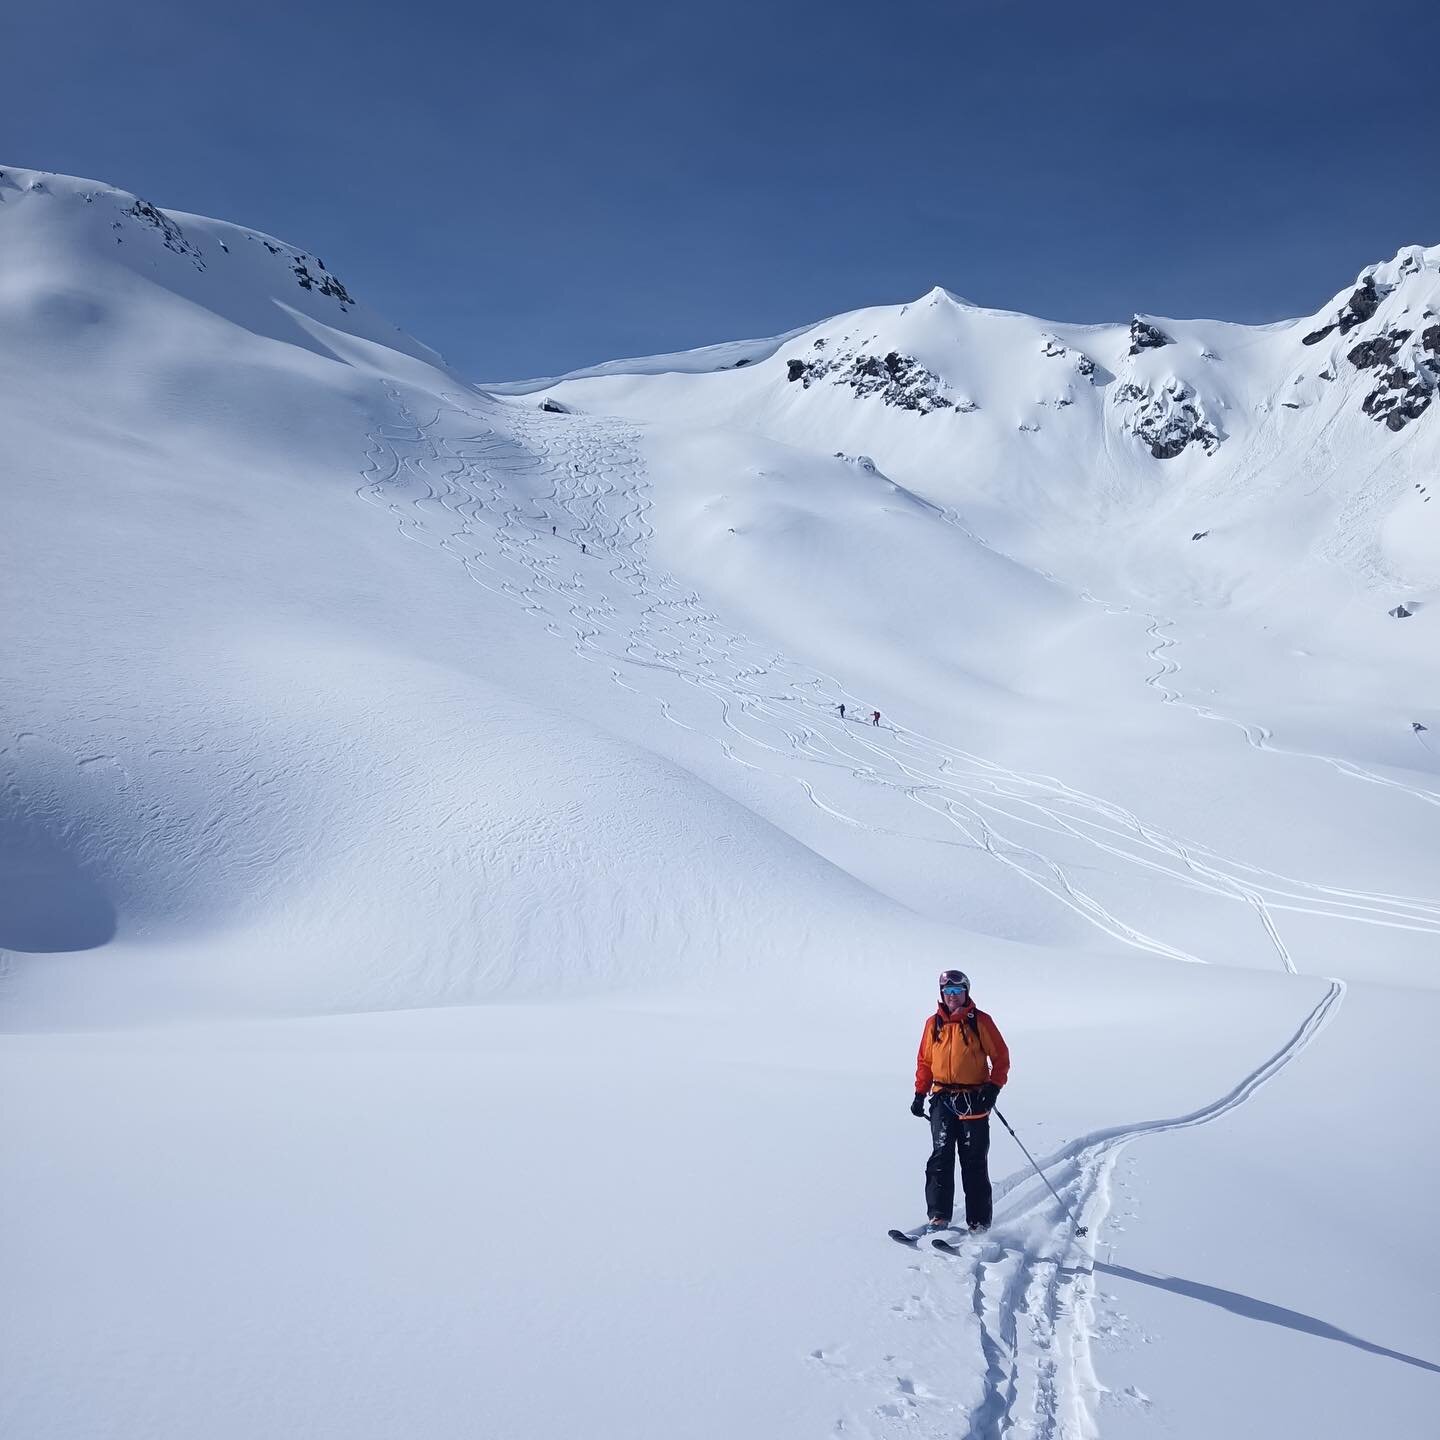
[356,388,1440,978]
[942,506,1440,965]
[841,978,1345,1440]
[352,391,1370,1435]
[356,389,1440,977]
[944,495,1440,812]
[1137,613,1440,810]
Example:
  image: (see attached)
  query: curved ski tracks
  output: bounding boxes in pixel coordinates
[357,388,1440,975]
[354,393,1367,1435]
[853,978,1345,1439]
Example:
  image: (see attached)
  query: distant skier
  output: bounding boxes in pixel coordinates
[580,542,587,555]
[872,710,881,727]
[911,969,1009,1234]
[552,524,557,535]
[838,703,846,720]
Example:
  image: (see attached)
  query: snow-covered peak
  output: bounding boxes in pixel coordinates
[1363,241,1440,290]
[521,234,1440,504]
[1300,242,1440,341]
[916,283,978,308]
[1295,242,1440,433]
[0,164,449,373]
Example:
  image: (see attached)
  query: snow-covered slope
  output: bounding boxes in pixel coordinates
[3,168,1438,1440]
[2,166,974,1023]
[519,253,1440,604]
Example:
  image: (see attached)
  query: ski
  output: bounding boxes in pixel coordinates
[931,1237,965,1255]
[888,1225,962,1248]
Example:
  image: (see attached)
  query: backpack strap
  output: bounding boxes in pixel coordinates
[934,1007,982,1045]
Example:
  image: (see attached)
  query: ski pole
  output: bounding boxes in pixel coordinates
[993,1108,1088,1237]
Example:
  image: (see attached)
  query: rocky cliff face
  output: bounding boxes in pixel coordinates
[1041,334,1098,379]
[784,338,964,414]
[1302,247,1440,434]
[1128,317,1174,355]
[1113,377,1221,459]
[1347,323,1439,432]
[1302,277,1382,344]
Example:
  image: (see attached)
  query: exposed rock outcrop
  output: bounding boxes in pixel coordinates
[291,256,353,309]
[1041,335,1097,379]
[1128,318,1173,355]
[1346,323,1439,432]
[784,343,958,414]
[123,199,206,270]
[1113,378,1220,459]
[1302,276,1384,346]
[16,175,366,314]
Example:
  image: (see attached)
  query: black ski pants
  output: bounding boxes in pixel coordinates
[924,1094,992,1226]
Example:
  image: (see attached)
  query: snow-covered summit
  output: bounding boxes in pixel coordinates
[527,243,1440,449]
[0,165,449,373]
[520,238,1440,612]
[1296,242,1440,431]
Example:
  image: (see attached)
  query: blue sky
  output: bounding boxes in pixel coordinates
[7,0,1438,378]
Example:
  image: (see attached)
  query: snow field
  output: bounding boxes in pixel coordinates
[1,962,1365,1440]
[3,168,1439,1439]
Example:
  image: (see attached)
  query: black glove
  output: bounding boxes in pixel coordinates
[910,1092,928,1118]
[978,1082,1001,1113]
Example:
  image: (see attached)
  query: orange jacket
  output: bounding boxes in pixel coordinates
[915,1003,1010,1108]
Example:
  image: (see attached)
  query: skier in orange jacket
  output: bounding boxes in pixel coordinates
[911,969,1009,1232]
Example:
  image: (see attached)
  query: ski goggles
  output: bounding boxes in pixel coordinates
[939,969,970,995]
